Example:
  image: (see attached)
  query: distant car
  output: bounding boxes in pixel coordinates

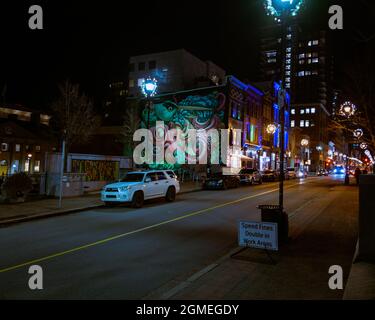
[317,169,328,176]
[332,165,346,175]
[286,168,298,179]
[203,174,240,190]
[238,168,262,185]
[101,170,180,208]
[261,170,278,182]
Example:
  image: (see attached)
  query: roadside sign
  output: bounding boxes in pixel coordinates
[238,221,278,251]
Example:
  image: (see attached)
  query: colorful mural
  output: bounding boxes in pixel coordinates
[71,159,119,181]
[140,92,226,169]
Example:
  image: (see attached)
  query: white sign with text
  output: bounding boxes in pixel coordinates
[238,221,278,251]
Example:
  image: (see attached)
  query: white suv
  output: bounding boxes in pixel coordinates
[101,170,180,208]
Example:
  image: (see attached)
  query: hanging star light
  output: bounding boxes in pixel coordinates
[353,128,363,139]
[360,142,368,150]
[339,101,356,117]
[264,0,304,18]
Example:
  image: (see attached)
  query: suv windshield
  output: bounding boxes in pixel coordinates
[121,173,145,182]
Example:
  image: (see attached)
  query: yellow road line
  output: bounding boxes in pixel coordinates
[0,182,304,273]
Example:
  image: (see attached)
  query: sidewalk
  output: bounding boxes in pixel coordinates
[160,184,359,300]
[0,181,202,226]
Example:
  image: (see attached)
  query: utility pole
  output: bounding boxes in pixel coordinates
[58,137,66,209]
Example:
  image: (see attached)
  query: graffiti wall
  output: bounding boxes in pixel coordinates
[71,159,119,182]
[140,91,226,169]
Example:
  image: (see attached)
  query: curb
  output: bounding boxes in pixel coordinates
[0,204,104,227]
[0,187,203,227]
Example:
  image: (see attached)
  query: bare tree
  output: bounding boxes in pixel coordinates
[330,45,375,150]
[122,100,141,165]
[52,80,100,170]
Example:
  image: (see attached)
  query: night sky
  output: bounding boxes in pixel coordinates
[1,0,374,110]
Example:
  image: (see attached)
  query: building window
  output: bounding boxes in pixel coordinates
[148,60,156,70]
[34,160,41,173]
[129,79,135,88]
[311,108,316,114]
[312,58,319,63]
[35,145,41,152]
[305,120,310,127]
[266,51,277,58]
[267,58,277,63]
[1,143,8,152]
[300,109,305,114]
[291,109,295,115]
[299,53,305,59]
[138,62,145,71]
[129,63,135,72]
[300,120,305,127]
[298,71,305,77]
[306,108,310,114]
[286,83,290,88]
[291,120,295,127]
[299,60,305,65]
[313,40,319,45]
[15,144,21,152]
[286,47,291,53]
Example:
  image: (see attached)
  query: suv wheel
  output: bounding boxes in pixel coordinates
[165,187,176,202]
[131,191,144,208]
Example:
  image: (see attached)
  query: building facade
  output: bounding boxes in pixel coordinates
[260,20,333,172]
[0,105,56,176]
[128,49,226,97]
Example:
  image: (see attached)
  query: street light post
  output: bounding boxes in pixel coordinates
[141,77,157,166]
[340,101,357,185]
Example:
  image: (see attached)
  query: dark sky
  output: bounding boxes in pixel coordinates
[1,0,374,110]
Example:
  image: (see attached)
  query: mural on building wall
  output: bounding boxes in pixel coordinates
[71,160,119,181]
[141,92,226,169]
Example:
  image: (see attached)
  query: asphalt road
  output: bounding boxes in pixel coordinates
[0,176,347,299]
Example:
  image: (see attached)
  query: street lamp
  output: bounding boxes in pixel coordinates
[300,139,309,171]
[141,77,157,166]
[262,0,305,229]
[266,123,277,135]
[339,101,357,184]
[316,145,323,171]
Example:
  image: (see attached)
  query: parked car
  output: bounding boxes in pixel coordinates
[238,168,263,185]
[286,167,298,179]
[101,170,180,208]
[317,169,329,176]
[261,170,278,182]
[203,174,240,190]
